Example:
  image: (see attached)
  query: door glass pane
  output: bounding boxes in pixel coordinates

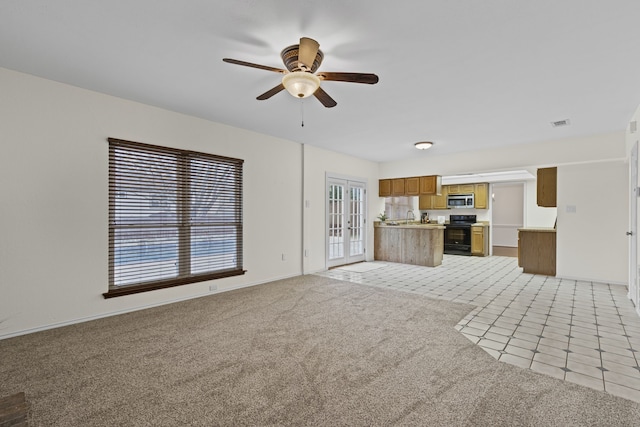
[329,183,344,260]
[349,186,365,256]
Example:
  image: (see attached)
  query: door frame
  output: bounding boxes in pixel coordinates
[629,141,638,311]
[326,173,368,268]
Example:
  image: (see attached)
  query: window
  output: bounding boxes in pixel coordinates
[105,138,244,298]
[384,196,414,221]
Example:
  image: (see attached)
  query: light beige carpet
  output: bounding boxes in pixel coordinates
[1,275,639,426]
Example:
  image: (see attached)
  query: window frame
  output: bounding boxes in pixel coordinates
[104,138,245,298]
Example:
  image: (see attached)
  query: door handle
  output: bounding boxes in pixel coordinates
[627,231,634,236]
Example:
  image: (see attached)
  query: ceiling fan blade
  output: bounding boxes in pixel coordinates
[317,72,379,84]
[257,83,285,100]
[313,87,337,108]
[298,37,319,70]
[222,58,286,74]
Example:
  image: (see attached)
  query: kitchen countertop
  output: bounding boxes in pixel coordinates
[518,227,556,233]
[374,222,445,229]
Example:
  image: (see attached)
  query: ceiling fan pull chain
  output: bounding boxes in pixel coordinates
[301,99,304,127]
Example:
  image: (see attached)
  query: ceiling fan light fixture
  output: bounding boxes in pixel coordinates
[282,71,320,98]
[414,141,434,150]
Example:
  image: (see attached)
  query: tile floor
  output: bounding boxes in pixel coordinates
[317,255,640,402]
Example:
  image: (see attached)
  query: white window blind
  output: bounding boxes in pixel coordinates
[106,138,244,298]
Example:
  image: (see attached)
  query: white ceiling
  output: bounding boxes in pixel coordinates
[1,1,639,162]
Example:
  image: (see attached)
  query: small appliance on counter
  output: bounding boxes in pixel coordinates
[437,216,446,224]
[444,214,477,255]
[420,212,429,223]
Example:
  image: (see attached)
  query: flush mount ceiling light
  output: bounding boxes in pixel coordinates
[414,141,434,150]
[282,71,321,98]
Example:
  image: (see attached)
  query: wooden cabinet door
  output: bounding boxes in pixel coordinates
[433,186,448,209]
[518,230,556,275]
[459,184,475,194]
[405,177,420,196]
[419,175,441,195]
[379,179,391,197]
[418,195,434,210]
[391,178,406,196]
[474,183,488,209]
[537,167,557,207]
[447,184,460,194]
[471,226,484,255]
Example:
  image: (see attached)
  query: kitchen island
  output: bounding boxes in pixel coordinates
[374,222,445,267]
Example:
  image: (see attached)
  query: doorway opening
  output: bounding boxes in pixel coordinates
[491,182,525,257]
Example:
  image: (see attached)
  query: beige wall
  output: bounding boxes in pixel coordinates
[556,161,628,283]
[302,144,379,273]
[0,67,378,338]
[1,65,635,337]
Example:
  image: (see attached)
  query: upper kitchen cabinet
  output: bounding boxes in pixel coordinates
[419,185,448,210]
[378,178,407,197]
[379,175,441,197]
[474,183,489,209]
[392,178,406,196]
[405,177,420,196]
[447,184,475,194]
[379,179,391,197]
[537,167,557,207]
[419,175,442,195]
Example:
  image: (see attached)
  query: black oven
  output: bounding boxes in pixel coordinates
[444,214,476,256]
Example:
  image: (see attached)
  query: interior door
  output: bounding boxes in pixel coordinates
[629,141,638,309]
[327,178,366,267]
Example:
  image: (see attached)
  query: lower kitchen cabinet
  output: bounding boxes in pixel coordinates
[471,225,489,256]
[518,228,556,276]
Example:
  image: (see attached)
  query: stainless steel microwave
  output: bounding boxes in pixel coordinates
[447,194,474,209]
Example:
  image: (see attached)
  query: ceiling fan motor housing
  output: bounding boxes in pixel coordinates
[281,44,324,72]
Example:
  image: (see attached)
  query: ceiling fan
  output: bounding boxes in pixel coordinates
[223,37,379,108]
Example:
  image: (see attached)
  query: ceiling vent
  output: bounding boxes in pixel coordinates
[551,119,571,127]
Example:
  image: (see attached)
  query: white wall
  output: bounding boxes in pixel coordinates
[556,161,628,284]
[0,67,376,338]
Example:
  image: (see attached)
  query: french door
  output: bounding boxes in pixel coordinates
[327,177,366,268]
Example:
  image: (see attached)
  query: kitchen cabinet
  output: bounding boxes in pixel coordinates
[433,186,448,209]
[418,194,434,210]
[474,183,489,209]
[537,167,557,207]
[447,184,475,194]
[380,175,441,197]
[419,185,448,210]
[391,178,406,196]
[405,177,420,196]
[518,228,556,275]
[379,179,391,197]
[419,175,441,195]
[471,225,489,256]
